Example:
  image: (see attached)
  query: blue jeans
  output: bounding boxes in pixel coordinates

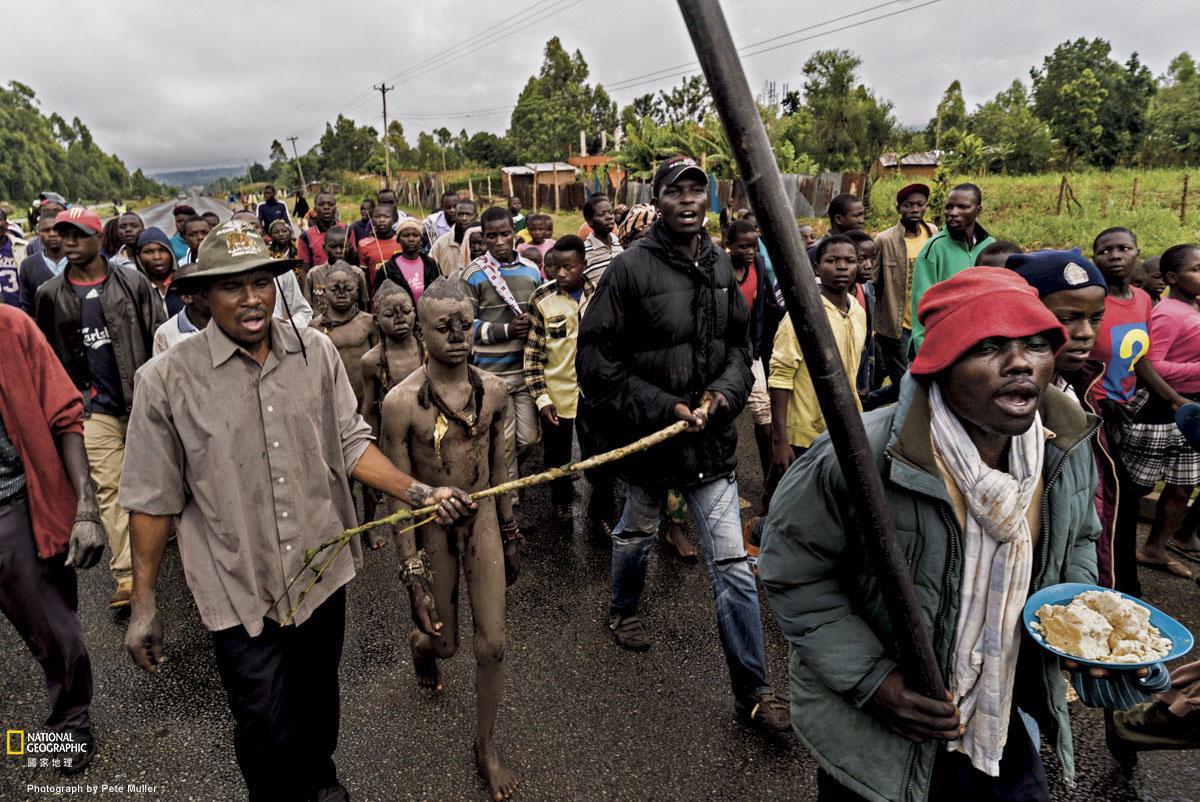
[610,474,769,697]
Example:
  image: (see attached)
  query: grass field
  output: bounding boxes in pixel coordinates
[861,168,1200,256]
[324,168,1199,258]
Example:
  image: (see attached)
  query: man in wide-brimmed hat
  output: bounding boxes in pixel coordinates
[118,218,476,802]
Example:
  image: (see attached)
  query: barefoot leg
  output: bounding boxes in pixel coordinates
[463,504,519,800]
[410,523,461,694]
[1143,485,1194,563]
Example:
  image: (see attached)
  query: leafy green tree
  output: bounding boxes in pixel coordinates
[781,89,803,117]
[1142,52,1200,166]
[1031,38,1156,167]
[1049,68,1107,166]
[508,37,617,161]
[0,81,164,204]
[625,93,663,127]
[317,114,379,173]
[967,81,1052,173]
[383,120,414,170]
[926,80,967,150]
[941,131,988,174]
[658,75,711,125]
[797,50,896,205]
[462,131,518,166]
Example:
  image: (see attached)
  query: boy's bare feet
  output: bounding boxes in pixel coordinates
[475,739,519,800]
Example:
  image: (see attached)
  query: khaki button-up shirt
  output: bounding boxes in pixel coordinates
[118,320,373,635]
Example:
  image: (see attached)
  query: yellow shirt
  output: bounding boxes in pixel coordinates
[768,294,867,448]
[902,227,930,330]
[524,282,592,419]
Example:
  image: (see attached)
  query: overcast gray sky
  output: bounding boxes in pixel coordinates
[8,0,1194,173]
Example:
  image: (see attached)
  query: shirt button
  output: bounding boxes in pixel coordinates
[278,477,285,484]
[281,511,289,518]
[286,544,293,551]
[267,405,274,413]
[273,441,280,448]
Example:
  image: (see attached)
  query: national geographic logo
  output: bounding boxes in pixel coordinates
[7,730,86,755]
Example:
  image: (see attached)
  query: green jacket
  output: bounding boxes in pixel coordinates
[907,225,996,355]
[759,376,1100,802]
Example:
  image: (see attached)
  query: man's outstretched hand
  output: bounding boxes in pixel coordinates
[866,670,962,743]
[420,486,477,526]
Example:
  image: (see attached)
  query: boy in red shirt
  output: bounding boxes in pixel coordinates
[355,204,403,292]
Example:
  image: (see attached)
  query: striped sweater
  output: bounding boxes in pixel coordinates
[462,254,543,376]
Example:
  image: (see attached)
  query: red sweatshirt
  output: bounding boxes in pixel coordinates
[0,305,83,557]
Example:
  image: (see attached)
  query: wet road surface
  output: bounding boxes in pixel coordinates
[2,404,1198,801]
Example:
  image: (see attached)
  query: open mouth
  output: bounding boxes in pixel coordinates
[677,210,700,225]
[240,314,267,333]
[995,382,1040,415]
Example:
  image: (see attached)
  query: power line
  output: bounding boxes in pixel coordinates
[602,0,912,93]
[285,0,585,141]
[283,0,942,154]
[326,0,588,126]
[390,0,944,128]
[605,0,942,94]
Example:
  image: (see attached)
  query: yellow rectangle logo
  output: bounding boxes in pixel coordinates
[6,730,24,755]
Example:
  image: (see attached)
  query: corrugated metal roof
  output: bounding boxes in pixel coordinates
[878,150,941,167]
[524,162,579,173]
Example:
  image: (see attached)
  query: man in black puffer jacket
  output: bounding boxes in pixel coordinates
[577,156,789,734]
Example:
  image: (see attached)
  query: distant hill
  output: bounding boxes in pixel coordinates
[150,166,244,189]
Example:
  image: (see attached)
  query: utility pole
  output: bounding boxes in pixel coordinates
[286,136,306,192]
[374,82,395,190]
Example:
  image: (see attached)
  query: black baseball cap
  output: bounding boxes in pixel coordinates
[653,156,707,199]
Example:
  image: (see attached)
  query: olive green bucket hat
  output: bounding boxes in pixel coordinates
[172,218,300,292]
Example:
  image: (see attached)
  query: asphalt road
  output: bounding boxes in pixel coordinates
[134,193,232,232]
[2,406,1199,801]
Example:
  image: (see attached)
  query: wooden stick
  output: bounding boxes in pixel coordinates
[1056,174,1066,216]
[676,0,947,699]
[1131,177,1138,211]
[281,410,705,617]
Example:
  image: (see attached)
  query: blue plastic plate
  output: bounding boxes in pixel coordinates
[1023,582,1194,669]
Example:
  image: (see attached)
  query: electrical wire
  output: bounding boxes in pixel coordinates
[381,0,945,126]
[281,0,943,156]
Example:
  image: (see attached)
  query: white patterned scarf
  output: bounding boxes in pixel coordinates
[929,382,1044,777]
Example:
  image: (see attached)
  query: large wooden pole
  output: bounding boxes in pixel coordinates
[676,0,946,699]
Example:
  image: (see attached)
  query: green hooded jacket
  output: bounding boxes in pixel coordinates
[759,375,1100,802]
[907,225,996,355]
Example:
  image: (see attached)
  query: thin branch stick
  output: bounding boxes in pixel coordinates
[281,511,438,625]
[280,413,700,621]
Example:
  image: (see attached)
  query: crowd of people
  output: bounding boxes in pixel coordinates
[2,154,1199,802]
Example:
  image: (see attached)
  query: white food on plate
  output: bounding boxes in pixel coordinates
[1031,590,1172,663]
